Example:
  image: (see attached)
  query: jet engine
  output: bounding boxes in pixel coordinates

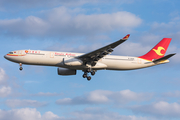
[57,67,76,75]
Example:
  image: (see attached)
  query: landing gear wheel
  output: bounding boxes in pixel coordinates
[91,71,95,76]
[82,69,93,80]
[83,74,87,78]
[87,76,91,81]
[19,67,23,71]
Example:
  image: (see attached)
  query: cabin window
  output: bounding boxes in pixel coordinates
[9,52,13,54]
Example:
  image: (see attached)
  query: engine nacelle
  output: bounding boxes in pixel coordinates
[57,67,76,76]
[63,58,83,66]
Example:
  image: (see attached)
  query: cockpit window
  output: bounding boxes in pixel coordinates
[9,52,13,54]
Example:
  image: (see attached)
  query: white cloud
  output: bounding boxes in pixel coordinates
[56,89,152,105]
[45,7,142,36]
[131,101,180,118]
[56,98,72,104]
[71,107,149,120]
[113,41,152,56]
[6,99,47,108]
[0,67,7,85]
[151,20,180,35]
[0,108,62,120]
[42,111,61,120]
[150,20,180,42]
[110,89,152,104]
[162,91,180,98]
[0,7,142,38]
[32,92,63,97]
[0,107,149,120]
[138,34,162,44]
[0,86,11,97]
[56,90,111,105]
[0,17,48,37]
[0,68,12,97]
[73,12,141,31]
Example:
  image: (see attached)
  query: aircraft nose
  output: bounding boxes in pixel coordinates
[4,54,8,59]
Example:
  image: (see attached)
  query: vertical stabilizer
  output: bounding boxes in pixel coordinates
[139,38,172,61]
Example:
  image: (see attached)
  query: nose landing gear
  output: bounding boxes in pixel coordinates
[19,63,23,71]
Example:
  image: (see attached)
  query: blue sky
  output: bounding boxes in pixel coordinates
[1,0,180,120]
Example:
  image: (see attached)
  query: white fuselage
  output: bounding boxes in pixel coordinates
[4,50,167,71]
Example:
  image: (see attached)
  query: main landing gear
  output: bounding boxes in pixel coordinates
[19,63,23,71]
[82,69,96,81]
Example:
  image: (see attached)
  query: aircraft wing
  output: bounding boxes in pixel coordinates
[77,34,130,66]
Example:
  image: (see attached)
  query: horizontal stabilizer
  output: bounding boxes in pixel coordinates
[153,53,176,63]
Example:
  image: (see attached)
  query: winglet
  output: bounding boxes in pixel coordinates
[122,34,130,40]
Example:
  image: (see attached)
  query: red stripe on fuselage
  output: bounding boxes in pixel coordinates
[7,54,26,56]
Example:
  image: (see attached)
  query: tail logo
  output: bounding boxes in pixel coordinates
[153,46,165,56]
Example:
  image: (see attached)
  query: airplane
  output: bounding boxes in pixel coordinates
[4,34,175,81]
